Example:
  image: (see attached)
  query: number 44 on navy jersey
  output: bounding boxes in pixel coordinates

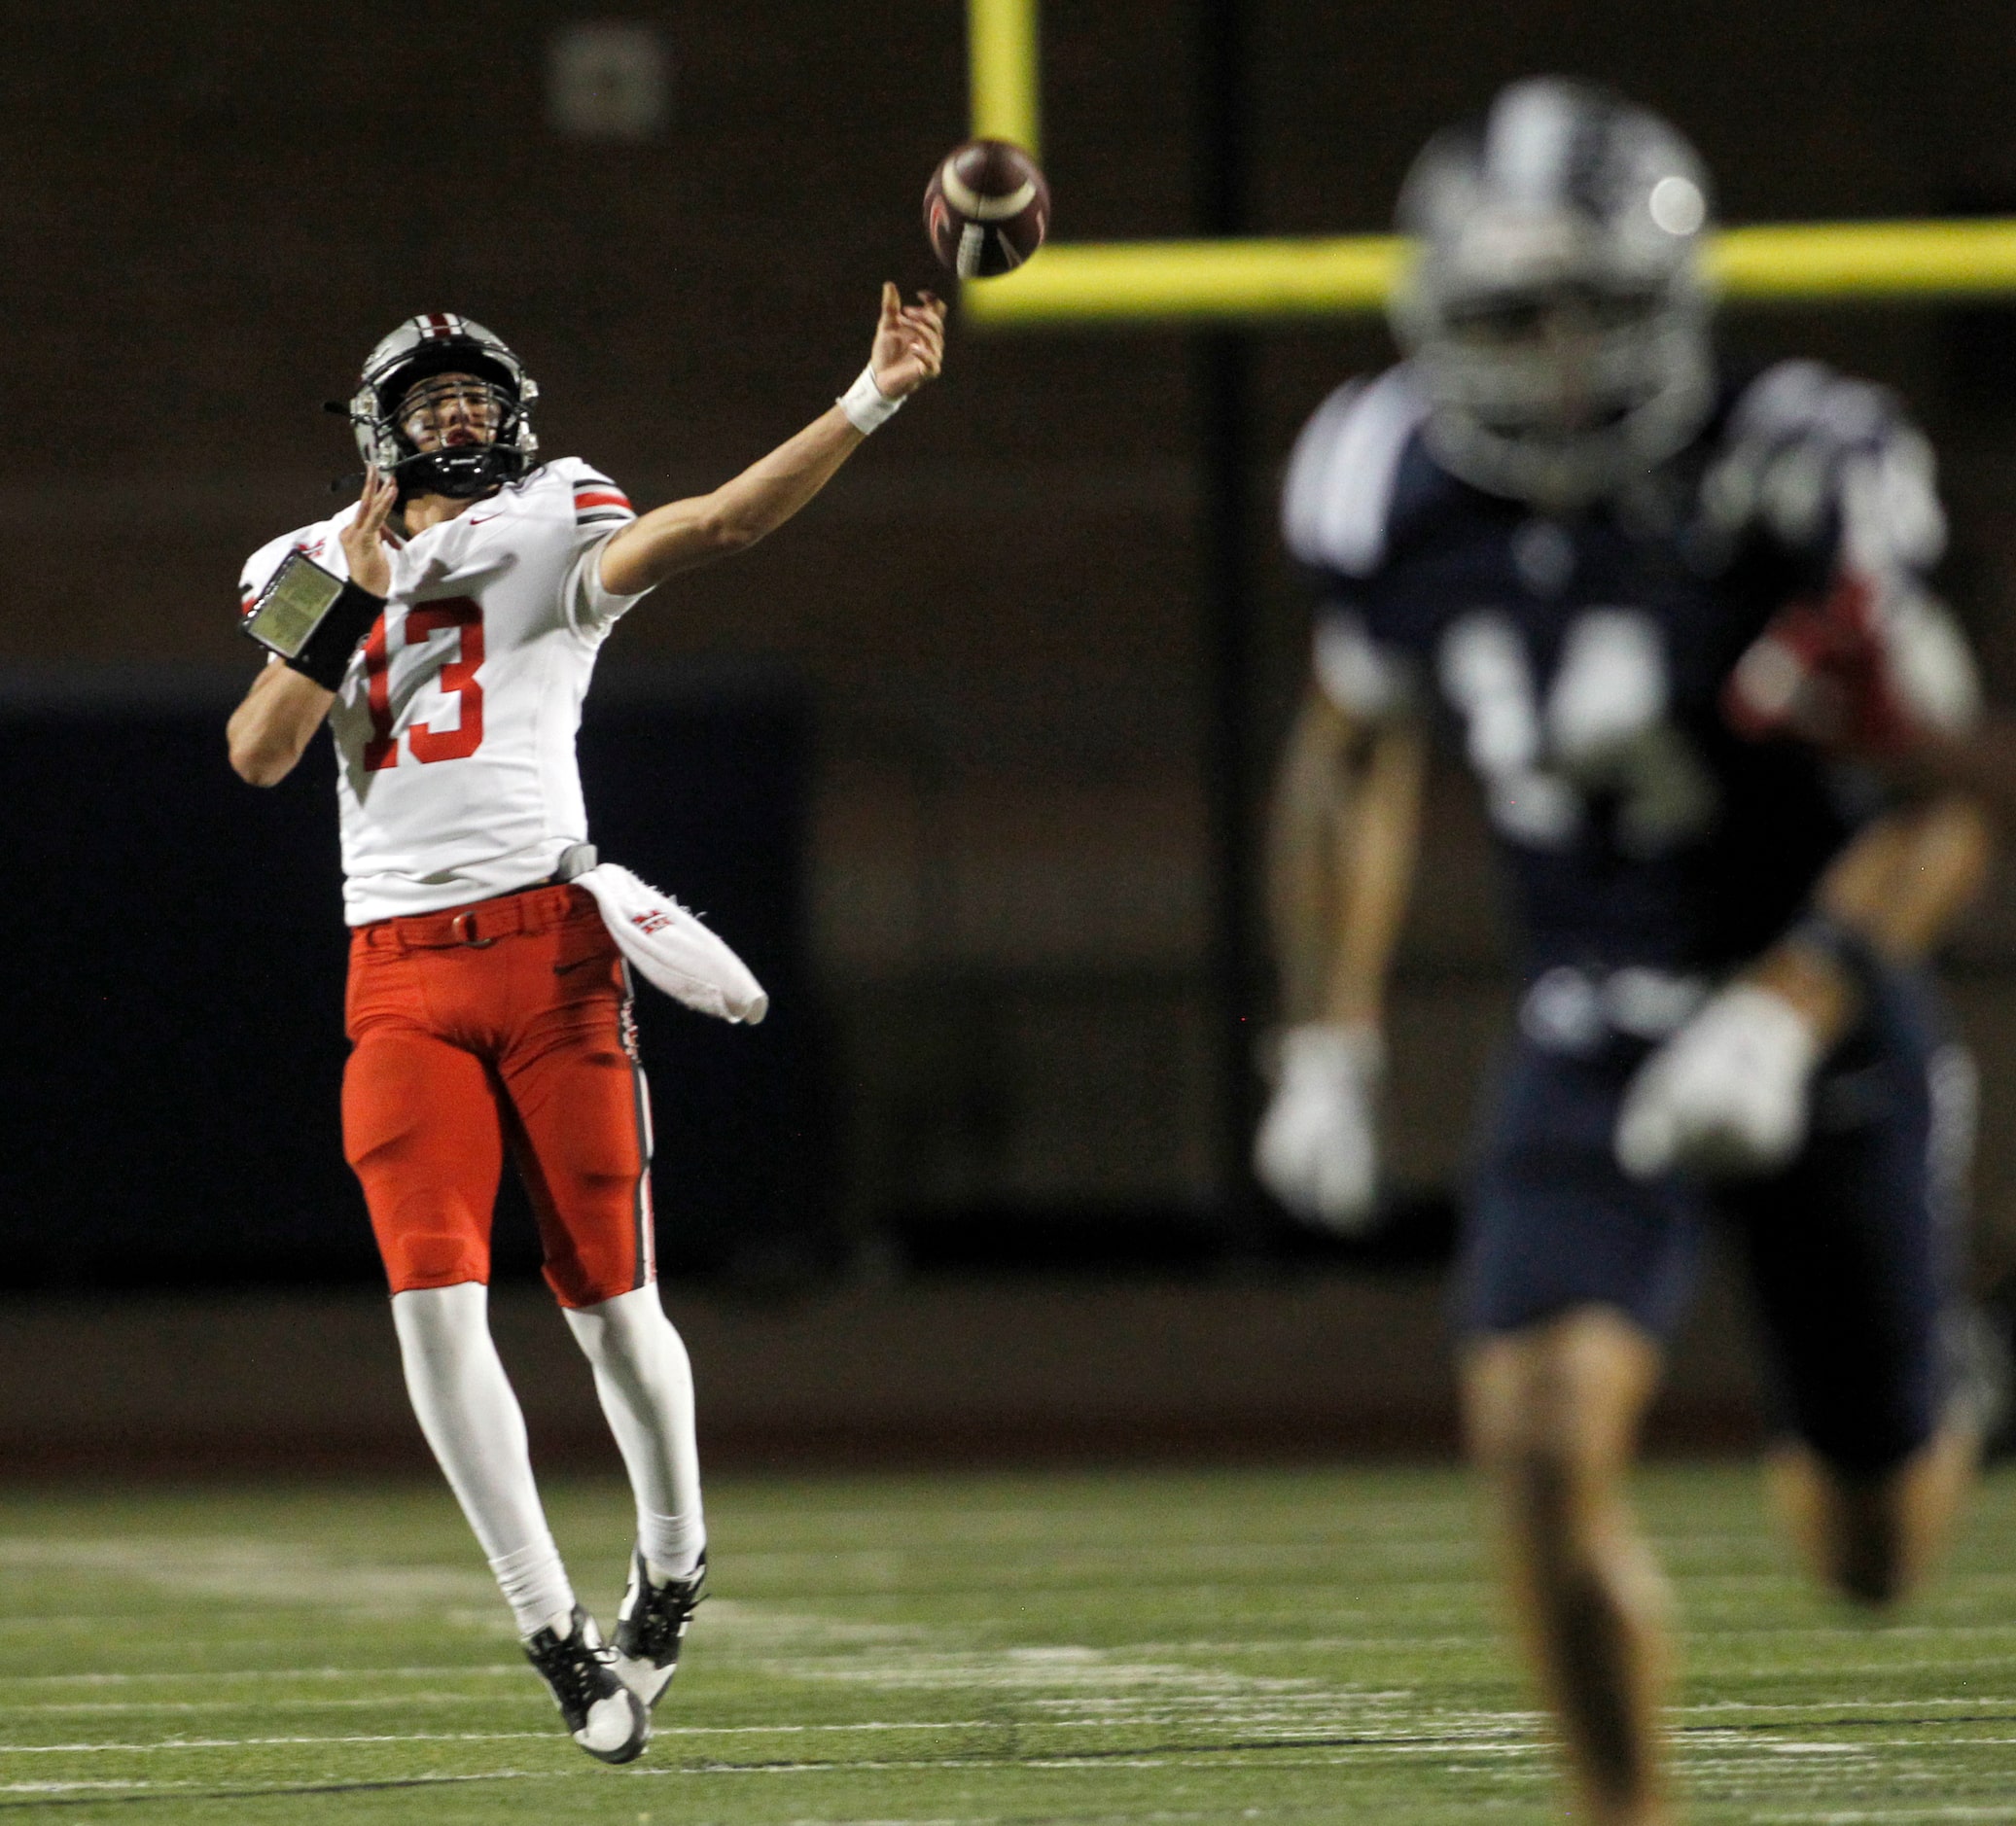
[1282,359,1982,975]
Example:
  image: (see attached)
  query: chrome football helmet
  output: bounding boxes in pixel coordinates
[343,313,539,499]
[1389,78,1715,508]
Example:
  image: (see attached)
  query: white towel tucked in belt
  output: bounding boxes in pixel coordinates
[572,860,768,1026]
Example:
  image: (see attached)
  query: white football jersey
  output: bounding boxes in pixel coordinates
[238,459,649,925]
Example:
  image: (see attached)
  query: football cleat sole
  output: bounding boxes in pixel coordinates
[523,1605,652,1764]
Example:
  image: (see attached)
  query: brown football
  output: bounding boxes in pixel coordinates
[923,139,1050,278]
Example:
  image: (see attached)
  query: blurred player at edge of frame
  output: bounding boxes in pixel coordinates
[1258,79,1995,1826]
[226,289,946,1763]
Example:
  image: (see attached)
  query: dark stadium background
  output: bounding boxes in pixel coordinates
[4,0,2016,1468]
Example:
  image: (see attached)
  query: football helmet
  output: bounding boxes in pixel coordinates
[1389,78,1715,507]
[343,313,539,499]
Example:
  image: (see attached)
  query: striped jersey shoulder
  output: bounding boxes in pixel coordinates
[1281,365,1430,580]
[236,514,349,615]
[552,458,636,528]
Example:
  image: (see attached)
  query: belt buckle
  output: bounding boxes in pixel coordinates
[450,911,496,949]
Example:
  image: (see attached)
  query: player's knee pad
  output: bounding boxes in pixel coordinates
[370,1192,494,1294]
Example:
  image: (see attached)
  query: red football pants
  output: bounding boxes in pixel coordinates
[342,882,656,1308]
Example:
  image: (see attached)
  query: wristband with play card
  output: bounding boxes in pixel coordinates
[242,549,386,691]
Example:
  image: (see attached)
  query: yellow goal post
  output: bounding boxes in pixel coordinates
[963,0,2016,328]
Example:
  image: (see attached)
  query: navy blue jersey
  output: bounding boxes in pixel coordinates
[1283,359,1967,978]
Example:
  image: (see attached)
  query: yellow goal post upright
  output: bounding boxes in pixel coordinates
[962,0,2016,327]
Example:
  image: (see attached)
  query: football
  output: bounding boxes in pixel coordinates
[924,138,1050,278]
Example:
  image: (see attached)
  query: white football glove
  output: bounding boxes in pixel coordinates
[1254,1022,1383,1232]
[1613,983,1821,1181]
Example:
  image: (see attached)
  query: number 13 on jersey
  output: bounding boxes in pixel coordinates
[362,597,486,772]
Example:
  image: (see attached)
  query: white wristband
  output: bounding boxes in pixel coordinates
[837,364,903,434]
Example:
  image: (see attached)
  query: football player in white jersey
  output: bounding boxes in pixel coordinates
[227,289,944,1763]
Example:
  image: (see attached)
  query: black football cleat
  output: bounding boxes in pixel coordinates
[612,1547,707,1707]
[522,1606,651,1764]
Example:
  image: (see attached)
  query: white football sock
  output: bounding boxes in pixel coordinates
[564,1285,705,1582]
[391,1282,577,1639]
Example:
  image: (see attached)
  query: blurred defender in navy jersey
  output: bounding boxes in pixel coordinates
[1260,78,1996,1826]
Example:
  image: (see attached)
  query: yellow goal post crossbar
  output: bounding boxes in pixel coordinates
[961,223,2016,326]
[963,0,2016,326]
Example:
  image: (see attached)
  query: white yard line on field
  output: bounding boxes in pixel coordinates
[1753,1811,2016,1823]
[0,1717,1529,1754]
[619,1742,1549,1778]
[1679,1698,2016,1715]
[0,1665,527,1688]
[0,1612,517,1640]
[1739,1659,2016,1677]
[726,1539,1477,1571]
[0,1695,500,1716]
[0,1538,497,1609]
[0,1692,1006,1731]
[0,1720,1006,1744]
[0,1732,549,1754]
[0,1770,538,1800]
[1702,1624,2016,1640]
[1124,1636,1490,1655]
[0,1718,1553,1765]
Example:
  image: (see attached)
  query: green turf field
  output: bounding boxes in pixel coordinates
[1,1465,2013,1823]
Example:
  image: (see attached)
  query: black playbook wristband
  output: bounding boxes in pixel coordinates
[286,580,386,690]
[241,549,385,692]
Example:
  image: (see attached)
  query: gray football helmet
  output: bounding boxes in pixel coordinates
[343,313,540,499]
[1389,78,1715,508]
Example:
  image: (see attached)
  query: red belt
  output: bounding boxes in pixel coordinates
[357,881,591,951]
